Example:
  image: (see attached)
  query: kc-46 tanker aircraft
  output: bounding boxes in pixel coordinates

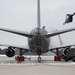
[0,0,75,62]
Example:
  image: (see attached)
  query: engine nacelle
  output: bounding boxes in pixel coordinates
[64,47,70,55]
[5,47,15,57]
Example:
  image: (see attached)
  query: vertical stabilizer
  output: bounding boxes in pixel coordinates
[37,0,41,29]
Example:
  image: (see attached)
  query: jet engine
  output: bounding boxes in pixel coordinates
[5,47,15,57]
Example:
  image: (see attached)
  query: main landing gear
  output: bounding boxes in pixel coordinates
[15,56,25,62]
[54,49,62,61]
[15,48,25,62]
[54,56,62,61]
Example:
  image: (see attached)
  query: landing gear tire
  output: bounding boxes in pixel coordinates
[15,56,25,62]
[64,58,68,62]
[38,57,41,62]
[65,59,68,62]
[73,60,75,62]
[54,56,62,61]
[58,56,62,61]
[54,56,58,61]
[72,58,75,62]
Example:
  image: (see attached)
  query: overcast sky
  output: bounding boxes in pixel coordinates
[0,0,75,47]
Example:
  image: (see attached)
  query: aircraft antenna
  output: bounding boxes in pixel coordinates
[37,0,41,29]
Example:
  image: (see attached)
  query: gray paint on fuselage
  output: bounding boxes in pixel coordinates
[28,27,50,54]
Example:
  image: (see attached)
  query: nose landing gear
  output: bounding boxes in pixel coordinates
[38,55,41,62]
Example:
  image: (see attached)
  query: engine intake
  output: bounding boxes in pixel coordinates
[5,47,15,57]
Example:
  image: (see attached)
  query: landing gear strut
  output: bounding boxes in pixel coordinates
[15,48,25,62]
[54,49,62,61]
[38,55,41,62]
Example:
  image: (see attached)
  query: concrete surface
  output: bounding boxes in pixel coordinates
[0,55,75,75]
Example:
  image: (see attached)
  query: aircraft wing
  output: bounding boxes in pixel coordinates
[45,28,75,38]
[0,28,33,38]
[0,44,29,50]
[50,44,75,50]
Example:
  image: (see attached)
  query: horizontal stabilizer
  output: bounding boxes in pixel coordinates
[0,28,33,38]
[45,28,75,38]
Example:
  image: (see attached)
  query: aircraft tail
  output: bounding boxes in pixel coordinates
[37,0,41,29]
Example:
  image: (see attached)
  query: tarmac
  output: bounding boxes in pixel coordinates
[0,55,75,75]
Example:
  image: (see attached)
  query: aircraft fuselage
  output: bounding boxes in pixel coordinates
[28,27,50,55]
